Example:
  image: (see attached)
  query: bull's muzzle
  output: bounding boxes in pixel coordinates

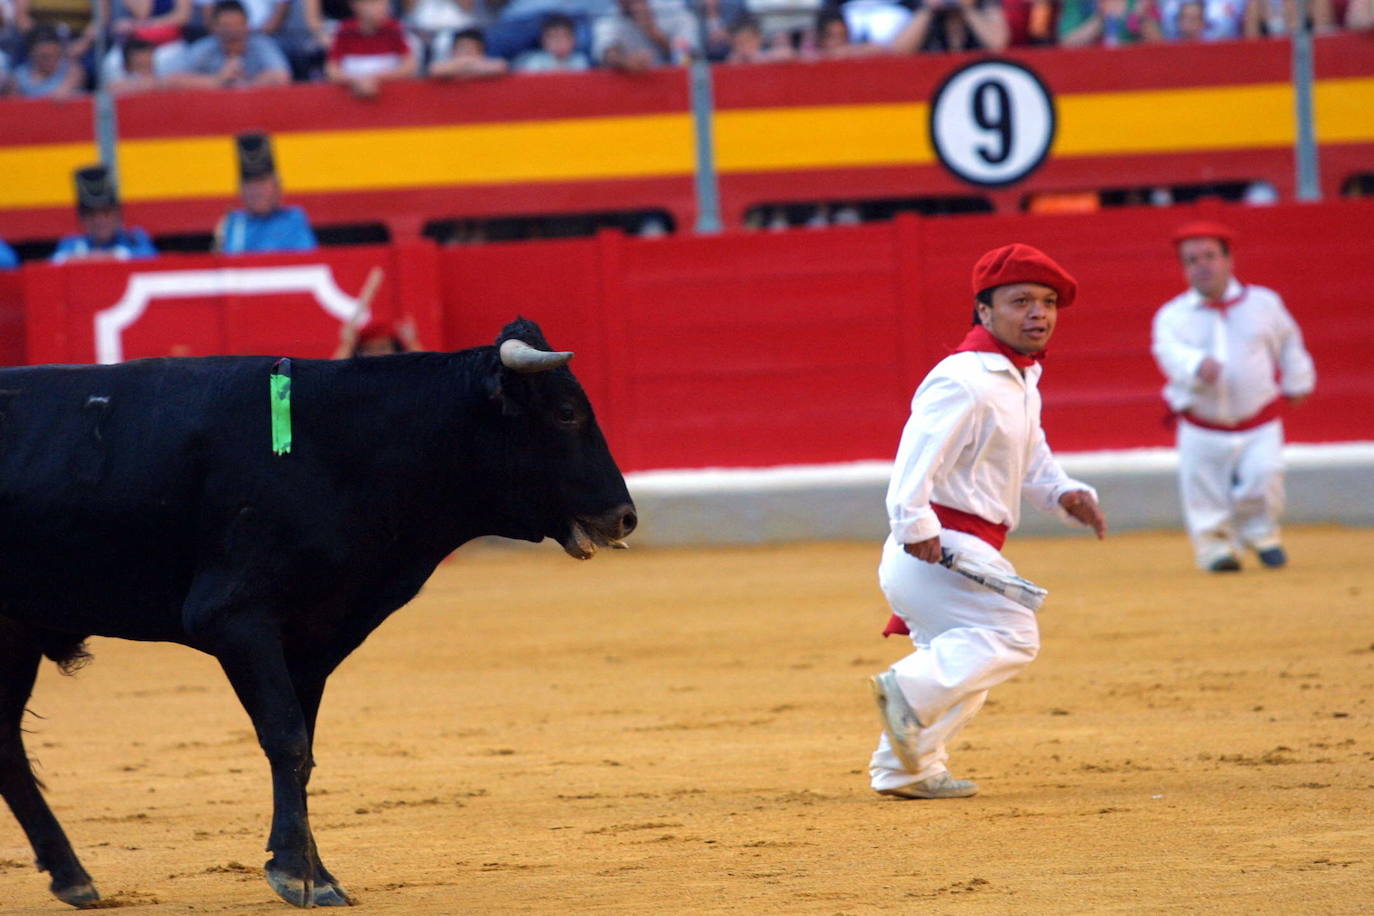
[562,503,637,559]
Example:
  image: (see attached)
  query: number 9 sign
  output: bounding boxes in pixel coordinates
[928,59,1056,187]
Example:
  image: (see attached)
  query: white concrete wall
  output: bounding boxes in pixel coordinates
[623,443,1374,547]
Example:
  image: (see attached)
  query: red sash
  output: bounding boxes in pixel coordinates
[1181,397,1281,432]
[883,504,1008,637]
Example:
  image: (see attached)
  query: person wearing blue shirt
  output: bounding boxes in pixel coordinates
[0,239,18,270]
[51,166,159,265]
[215,132,318,255]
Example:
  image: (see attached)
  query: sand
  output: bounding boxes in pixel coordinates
[2,525,1371,915]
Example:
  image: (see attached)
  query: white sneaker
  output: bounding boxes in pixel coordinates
[877,772,979,799]
[869,671,922,774]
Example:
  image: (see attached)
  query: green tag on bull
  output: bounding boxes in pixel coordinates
[270,358,292,456]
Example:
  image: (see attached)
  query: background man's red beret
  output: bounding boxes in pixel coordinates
[971,243,1078,309]
[1172,221,1235,248]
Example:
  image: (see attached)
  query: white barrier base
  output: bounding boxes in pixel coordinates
[622,442,1374,547]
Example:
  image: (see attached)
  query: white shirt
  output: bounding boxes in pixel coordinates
[887,350,1094,545]
[1151,277,1316,424]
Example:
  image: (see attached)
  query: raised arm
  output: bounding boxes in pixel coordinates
[1150,305,1209,389]
[958,0,1009,50]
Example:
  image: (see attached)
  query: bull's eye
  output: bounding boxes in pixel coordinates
[556,402,578,426]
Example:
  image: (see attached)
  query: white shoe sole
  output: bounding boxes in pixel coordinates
[869,672,922,774]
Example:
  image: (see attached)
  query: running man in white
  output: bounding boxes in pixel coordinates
[869,243,1107,800]
[1151,222,1315,572]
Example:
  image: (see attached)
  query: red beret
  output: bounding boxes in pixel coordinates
[356,319,398,345]
[971,243,1078,309]
[1172,221,1234,247]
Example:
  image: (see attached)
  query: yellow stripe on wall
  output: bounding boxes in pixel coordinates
[280,113,695,192]
[715,103,932,171]
[1313,76,1374,143]
[1,78,1371,211]
[0,142,100,207]
[1055,83,1296,155]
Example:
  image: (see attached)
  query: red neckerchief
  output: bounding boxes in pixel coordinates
[953,324,1044,370]
[1202,285,1245,313]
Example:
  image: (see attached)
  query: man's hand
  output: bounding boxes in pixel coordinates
[1196,356,1222,384]
[1285,392,1309,406]
[902,535,943,563]
[218,57,245,87]
[1060,490,1107,539]
[348,74,380,98]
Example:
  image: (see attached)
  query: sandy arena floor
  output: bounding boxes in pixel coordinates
[1,525,1371,915]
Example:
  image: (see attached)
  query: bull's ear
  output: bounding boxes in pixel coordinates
[483,369,523,417]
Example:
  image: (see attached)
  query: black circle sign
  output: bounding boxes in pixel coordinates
[928,59,1056,188]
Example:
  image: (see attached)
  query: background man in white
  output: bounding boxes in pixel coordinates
[869,244,1107,800]
[1151,222,1315,572]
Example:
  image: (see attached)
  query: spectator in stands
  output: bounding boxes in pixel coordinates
[193,0,292,45]
[107,36,164,91]
[840,0,914,45]
[10,25,84,97]
[325,0,416,97]
[404,0,489,63]
[0,237,17,270]
[0,0,28,62]
[888,0,1009,53]
[300,0,353,42]
[1169,0,1205,37]
[111,0,193,47]
[593,0,698,70]
[51,165,158,263]
[1245,0,1334,35]
[215,132,318,254]
[268,0,327,80]
[695,0,743,59]
[430,25,507,77]
[725,13,793,61]
[333,316,420,357]
[815,9,855,53]
[1348,0,1374,27]
[1157,0,1243,39]
[513,12,589,71]
[1058,0,1161,45]
[166,0,291,87]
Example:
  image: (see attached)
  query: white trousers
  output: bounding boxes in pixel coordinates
[1177,418,1285,567]
[869,530,1039,791]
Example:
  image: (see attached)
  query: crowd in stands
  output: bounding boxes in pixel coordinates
[1,0,1372,98]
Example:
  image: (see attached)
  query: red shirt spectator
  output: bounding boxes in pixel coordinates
[326,0,417,96]
[328,18,410,73]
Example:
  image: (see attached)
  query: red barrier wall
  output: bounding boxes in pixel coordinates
[20,244,443,365]
[0,272,24,366]
[14,199,1374,472]
[440,199,1374,469]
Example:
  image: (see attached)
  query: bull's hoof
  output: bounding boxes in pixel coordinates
[312,882,356,907]
[52,880,100,908]
[265,866,312,908]
[266,864,356,908]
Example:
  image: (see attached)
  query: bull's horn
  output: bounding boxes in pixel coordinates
[499,339,573,373]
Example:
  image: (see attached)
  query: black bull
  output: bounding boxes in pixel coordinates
[0,318,635,908]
